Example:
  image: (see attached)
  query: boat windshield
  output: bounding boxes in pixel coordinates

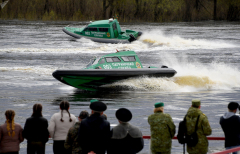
[86,57,100,68]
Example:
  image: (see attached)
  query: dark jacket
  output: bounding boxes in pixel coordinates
[107,123,144,154]
[220,112,240,147]
[78,113,111,154]
[23,116,49,143]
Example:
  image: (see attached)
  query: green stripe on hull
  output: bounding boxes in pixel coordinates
[63,76,105,86]
[62,76,121,91]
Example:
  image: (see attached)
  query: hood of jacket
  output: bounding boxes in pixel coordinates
[112,122,142,139]
[223,111,235,119]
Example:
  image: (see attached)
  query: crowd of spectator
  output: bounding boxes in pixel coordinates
[0,99,239,154]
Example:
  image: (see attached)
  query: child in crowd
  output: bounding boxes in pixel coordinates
[23,104,49,154]
[0,110,24,154]
[48,101,76,154]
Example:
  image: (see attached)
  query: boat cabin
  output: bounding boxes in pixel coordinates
[76,19,128,39]
[85,51,143,69]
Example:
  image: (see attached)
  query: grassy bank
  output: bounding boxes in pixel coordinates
[0,0,240,22]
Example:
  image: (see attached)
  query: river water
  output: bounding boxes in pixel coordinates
[0,20,240,154]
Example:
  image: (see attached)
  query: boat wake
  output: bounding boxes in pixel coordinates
[138,30,237,50]
[0,29,236,54]
[105,54,240,92]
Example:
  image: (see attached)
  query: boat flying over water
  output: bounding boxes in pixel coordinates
[52,50,177,91]
[63,18,142,43]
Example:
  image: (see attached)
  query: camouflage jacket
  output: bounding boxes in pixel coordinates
[186,107,212,154]
[64,122,82,154]
[148,111,176,153]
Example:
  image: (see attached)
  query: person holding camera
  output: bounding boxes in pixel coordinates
[220,102,240,154]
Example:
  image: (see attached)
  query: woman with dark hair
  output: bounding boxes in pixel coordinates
[0,110,24,154]
[48,101,76,154]
[23,104,49,154]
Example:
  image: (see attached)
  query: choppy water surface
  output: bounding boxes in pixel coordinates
[1,20,240,153]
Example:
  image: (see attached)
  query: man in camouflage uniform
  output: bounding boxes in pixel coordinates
[64,110,89,154]
[185,99,212,154]
[148,102,176,154]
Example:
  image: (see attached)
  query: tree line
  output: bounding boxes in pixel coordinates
[0,0,239,22]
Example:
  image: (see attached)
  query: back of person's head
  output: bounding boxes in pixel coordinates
[79,110,89,119]
[32,104,42,117]
[60,101,72,122]
[5,110,15,137]
[228,102,239,111]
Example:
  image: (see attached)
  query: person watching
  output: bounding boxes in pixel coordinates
[78,101,110,154]
[108,108,144,154]
[64,110,89,154]
[220,102,240,154]
[0,110,24,154]
[148,102,175,154]
[48,101,77,154]
[23,104,49,154]
[185,99,212,154]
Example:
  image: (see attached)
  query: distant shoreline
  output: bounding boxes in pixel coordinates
[0,0,239,22]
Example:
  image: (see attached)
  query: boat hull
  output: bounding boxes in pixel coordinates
[52,68,177,91]
[63,28,130,44]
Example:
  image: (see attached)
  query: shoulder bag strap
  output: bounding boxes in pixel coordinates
[183,115,187,132]
[167,124,172,138]
[194,115,200,132]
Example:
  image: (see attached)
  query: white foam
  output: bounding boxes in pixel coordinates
[139,30,237,50]
[108,53,240,92]
[0,66,56,76]
[172,117,184,121]
[13,104,27,107]
[165,105,188,111]
[57,85,75,91]
[110,124,118,127]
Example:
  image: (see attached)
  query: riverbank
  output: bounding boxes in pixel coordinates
[0,0,240,22]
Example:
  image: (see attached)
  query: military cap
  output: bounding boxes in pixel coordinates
[90,99,99,103]
[90,101,107,112]
[154,102,164,108]
[116,108,132,122]
[228,102,239,110]
[192,99,201,107]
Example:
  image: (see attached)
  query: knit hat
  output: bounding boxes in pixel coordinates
[192,99,201,107]
[90,101,107,112]
[228,102,239,110]
[154,102,164,108]
[116,108,132,122]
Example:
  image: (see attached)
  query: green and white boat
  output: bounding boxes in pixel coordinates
[63,18,142,43]
[52,50,177,91]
